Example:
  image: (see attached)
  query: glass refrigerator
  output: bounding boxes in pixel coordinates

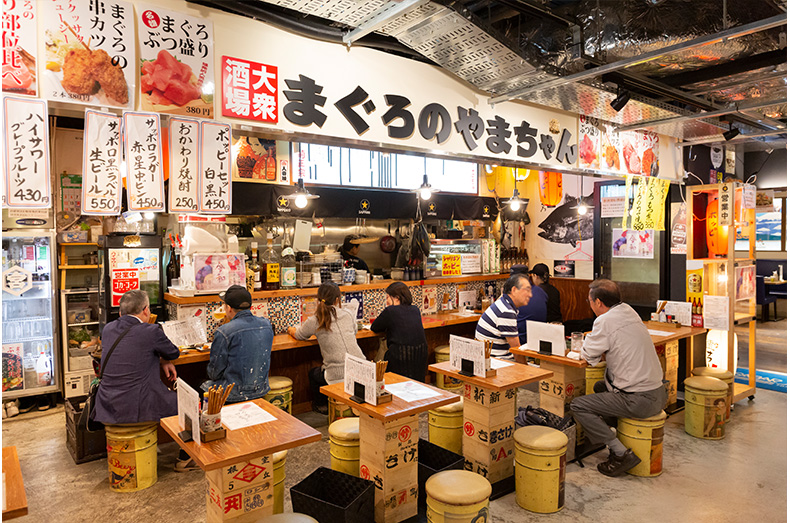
[2,232,60,399]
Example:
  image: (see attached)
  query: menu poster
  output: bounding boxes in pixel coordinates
[620,130,659,177]
[42,0,135,108]
[81,110,122,215]
[176,377,201,446]
[232,135,278,182]
[2,0,37,96]
[553,259,575,278]
[300,296,317,323]
[221,55,278,124]
[657,300,692,327]
[168,117,200,213]
[735,265,756,301]
[601,196,625,218]
[2,343,24,392]
[199,121,231,214]
[601,123,624,174]
[670,202,687,255]
[441,254,461,276]
[449,334,485,377]
[344,354,376,404]
[421,286,437,315]
[578,115,601,169]
[3,97,51,208]
[250,301,268,319]
[137,4,214,118]
[123,111,165,212]
[612,229,654,259]
[460,253,481,274]
[703,295,729,331]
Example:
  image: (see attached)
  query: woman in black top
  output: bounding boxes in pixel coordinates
[370,282,428,382]
[529,263,562,323]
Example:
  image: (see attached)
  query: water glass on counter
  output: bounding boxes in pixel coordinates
[571,332,584,353]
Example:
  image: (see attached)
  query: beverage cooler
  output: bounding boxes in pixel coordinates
[2,232,60,399]
[99,234,164,329]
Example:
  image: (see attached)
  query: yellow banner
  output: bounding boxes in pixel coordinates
[631,177,648,231]
[631,177,669,231]
[622,174,633,229]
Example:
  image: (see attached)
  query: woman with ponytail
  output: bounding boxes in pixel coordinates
[288,282,365,414]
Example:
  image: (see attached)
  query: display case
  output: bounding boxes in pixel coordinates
[427,239,487,277]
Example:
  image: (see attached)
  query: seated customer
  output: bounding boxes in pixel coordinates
[288,282,365,415]
[371,282,428,382]
[475,273,532,358]
[202,285,273,403]
[529,263,562,323]
[511,265,548,344]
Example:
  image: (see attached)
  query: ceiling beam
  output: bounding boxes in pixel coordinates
[661,49,787,88]
[343,0,430,45]
[677,129,787,147]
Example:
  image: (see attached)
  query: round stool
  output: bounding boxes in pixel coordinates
[265,376,293,414]
[273,450,288,514]
[329,418,360,476]
[261,513,318,522]
[328,397,357,425]
[514,426,568,513]
[425,470,491,522]
[428,398,463,454]
[692,367,734,422]
[434,345,463,393]
[684,376,728,440]
[617,411,667,477]
[105,422,158,492]
[585,362,607,395]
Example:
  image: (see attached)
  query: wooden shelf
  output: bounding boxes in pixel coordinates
[58,265,99,269]
[734,313,756,325]
[61,242,98,246]
[733,382,756,403]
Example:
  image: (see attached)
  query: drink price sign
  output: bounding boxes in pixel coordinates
[442,254,462,276]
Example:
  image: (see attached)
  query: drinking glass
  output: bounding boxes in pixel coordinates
[571,332,584,353]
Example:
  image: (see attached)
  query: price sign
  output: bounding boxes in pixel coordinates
[123,111,165,212]
[199,121,231,213]
[3,97,51,208]
[168,117,200,213]
[111,268,139,306]
[442,254,462,276]
[82,110,122,215]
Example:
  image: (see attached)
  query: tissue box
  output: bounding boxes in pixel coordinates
[60,230,88,243]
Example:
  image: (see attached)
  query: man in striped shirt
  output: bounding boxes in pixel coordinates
[475,273,533,359]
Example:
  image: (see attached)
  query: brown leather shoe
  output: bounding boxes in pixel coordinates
[597,449,641,477]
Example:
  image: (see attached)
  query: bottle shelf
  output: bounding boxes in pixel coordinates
[67,321,99,327]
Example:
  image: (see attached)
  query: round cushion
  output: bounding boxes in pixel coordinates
[268,376,293,389]
[434,398,463,413]
[425,470,491,505]
[434,345,450,355]
[261,514,318,522]
[328,418,360,440]
[514,426,568,451]
[684,376,728,392]
[621,410,667,423]
[692,367,734,380]
[273,450,288,464]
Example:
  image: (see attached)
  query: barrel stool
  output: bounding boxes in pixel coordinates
[328,396,357,425]
[434,345,463,393]
[617,411,667,477]
[264,377,294,414]
[585,362,607,395]
[684,376,728,440]
[261,513,318,522]
[514,426,568,513]
[273,450,288,514]
[692,367,734,422]
[105,422,158,492]
[329,418,360,477]
[425,470,492,522]
[428,398,464,454]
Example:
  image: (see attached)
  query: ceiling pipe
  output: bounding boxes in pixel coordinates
[676,129,787,147]
[343,0,430,45]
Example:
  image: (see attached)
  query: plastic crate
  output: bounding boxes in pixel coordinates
[417,439,464,509]
[65,397,106,464]
[290,467,374,523]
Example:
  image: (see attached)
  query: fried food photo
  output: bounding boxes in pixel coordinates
[62,48,99,95]
[90,49,129,104]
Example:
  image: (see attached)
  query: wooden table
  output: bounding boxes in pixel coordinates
[428,360,552,498]
[160,398,321,522]
[2,447,27,520]
[321,373,458,523]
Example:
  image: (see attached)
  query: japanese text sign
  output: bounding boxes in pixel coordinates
[199,121,231,213]
[3,96,51,208]
[137,4,213,118]
[578,115,601,169]
[2,0,37,96]
[42,0,135,108]
[449,334,486,377]
[111,267,138,306]
[718,183,733,227]
[221,55,278,123]
[168,116,200,212]
[123,111,165,211]
[81,109,122,215]
[344,354,376,404]
[441,254,461,276]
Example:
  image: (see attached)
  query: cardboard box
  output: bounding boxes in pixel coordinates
[206,455,272,493]
[206,478,273,521]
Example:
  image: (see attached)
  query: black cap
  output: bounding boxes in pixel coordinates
[509,264,530,275]
[529,263,550,279]
[219,285,252,309]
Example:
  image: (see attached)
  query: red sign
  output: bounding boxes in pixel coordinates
[464,421,475,437]
[111,268,139,306]
[221,56,278,123]
[398,426,412,442]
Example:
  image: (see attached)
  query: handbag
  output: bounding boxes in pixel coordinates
[79,323,138,433]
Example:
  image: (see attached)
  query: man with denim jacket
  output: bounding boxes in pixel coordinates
[202,285,273,403]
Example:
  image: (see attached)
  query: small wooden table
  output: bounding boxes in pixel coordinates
[321,373,458,523]
[428,360,552,498]
[2,447,27,521]
[161,398,321,522]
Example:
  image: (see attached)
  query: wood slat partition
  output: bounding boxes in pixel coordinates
[549,277,594,321]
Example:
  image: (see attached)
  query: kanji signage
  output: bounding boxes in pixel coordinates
[123,111,165,212]
[81,109,122,215]
[111,268,139,306]
[221,55,278,124]
[3,96,51,208]
[2,0,37,96]
[199,121,231,213]
[168,116,200,213]
[441,253,461,277]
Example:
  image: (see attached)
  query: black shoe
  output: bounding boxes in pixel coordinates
[312,404,329,415]
[597,449,641,477]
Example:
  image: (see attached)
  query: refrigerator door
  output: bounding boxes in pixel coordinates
[107,247,161,308]
[2,232,60,399]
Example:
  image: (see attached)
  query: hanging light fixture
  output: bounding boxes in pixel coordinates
[285,178,319,209]
[413,174,439,200]
[706,198,728,256]
[504,188,526,211]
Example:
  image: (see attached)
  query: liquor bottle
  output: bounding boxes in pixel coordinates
[249,242,262,292]
[280,227,296,288]
[166,248,178,288]
[262,233,280,290]
[265,148,277,181]
[244,246,255,292]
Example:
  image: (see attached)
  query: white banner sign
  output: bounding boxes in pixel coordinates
[344,354,376,404]
[81,110,122,215]
[123,111,165,211]
[3,97,51,208]
[449,334,485,377]
[168,117,200,213]
[199,121,231,213]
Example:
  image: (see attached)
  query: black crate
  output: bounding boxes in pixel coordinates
[417,439,464,509]
[65,397,106,464]
[291,467,374,523]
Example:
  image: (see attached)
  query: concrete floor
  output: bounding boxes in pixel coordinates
[2,384,786,523]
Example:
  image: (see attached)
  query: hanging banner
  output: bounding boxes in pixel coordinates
[221,55,278,124]
[630,176,648,231]
[670,202,687,255]
[199,121,231,213]
[2,97,51,208]
[621,130,659,177]
[3,0,37,96]
[168,116,200,213]
[601,123,624,174]
[137,4,214,118]
[621,174,633,229]
[123,111,165,212]
[642,177,670,231]
[81,109,122,215]
[42,0,135,108]
[578,115,601,169]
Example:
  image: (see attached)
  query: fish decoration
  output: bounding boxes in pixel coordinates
[538,193,594,245]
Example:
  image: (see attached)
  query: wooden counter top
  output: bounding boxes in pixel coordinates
[2,446,27,520]
[429,360,553,390]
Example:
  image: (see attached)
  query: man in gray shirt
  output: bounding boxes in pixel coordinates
[570,279,666,477]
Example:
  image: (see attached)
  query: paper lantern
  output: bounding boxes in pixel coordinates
[706,198,728,257]
[539,171,563,207]
[705,329,738,370]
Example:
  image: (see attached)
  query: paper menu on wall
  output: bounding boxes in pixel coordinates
[461,254,481,274]
[162,317,207,347]
[656,300,692,327]
[344,354,376,404]
[220,402,277,430]
[176,378,201,446]
[422,286,438,315]
[449,334,485,377]
[703,296,730,331]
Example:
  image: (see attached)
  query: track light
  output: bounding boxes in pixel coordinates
[722,124,741,141]
[610,89,631,112]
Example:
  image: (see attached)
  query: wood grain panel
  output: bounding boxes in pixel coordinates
[549,277,594,321]
[429,360,553,390]
[2,447,28,520]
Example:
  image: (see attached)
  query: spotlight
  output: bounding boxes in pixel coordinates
[610,89,631,112]
[285,178,319,208]
[722,124,741,141]
[504,188,525,212]
[413,174,438,200]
